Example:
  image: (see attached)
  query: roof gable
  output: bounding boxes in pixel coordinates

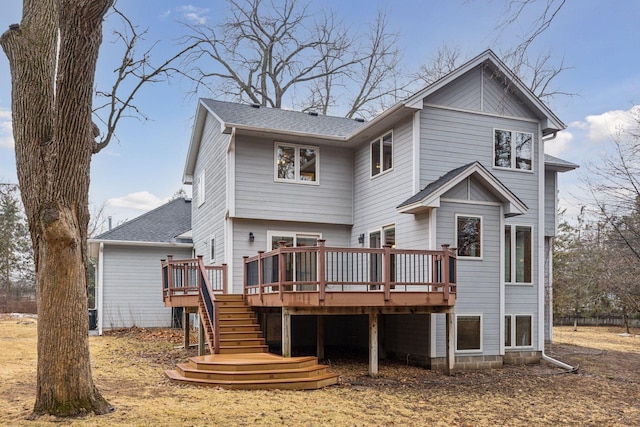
[91,197,192,244]
[403,49,565,135]
[397,162,528,216]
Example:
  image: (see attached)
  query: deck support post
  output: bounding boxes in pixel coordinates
[282,308,291,357]
[316,315,324,360]
[369,313,379,377]
[183,310,190,350]
[197,314,205,356]
[445,310,455,375]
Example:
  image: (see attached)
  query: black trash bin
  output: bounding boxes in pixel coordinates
[88,309,97,330]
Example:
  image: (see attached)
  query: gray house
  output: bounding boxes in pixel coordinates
[174,50,577,371]
[89,197,193,333]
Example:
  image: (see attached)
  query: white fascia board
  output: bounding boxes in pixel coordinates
[223,122,350,144]
[87,239,193,249]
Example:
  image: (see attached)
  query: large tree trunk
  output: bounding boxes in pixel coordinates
[1,0,114,417]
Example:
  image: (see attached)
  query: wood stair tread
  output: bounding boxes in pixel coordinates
[177,363,332,376]
[166,369,339,389]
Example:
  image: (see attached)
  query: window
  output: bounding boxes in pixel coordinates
[267,231,321,285]
[494,129,533,171]
[275,143,318,183]
[369,225,396,287]
[504,225,532,283]
[196,171,205,207]
[456,215,482,258]
[505,315,532,347]
[371,131,393,177]
[457,315,482,351]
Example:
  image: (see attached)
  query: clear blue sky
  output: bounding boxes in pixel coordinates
[1,1,639,230]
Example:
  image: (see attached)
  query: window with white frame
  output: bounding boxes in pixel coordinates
[456,315,482,352]
[504,225,532,283]
[456,215,482,258]
[196,171,206,207]
[275,143,318,183]
[371,131,393,177]
[210,237,215,262]
[504,315,532,347]
[267,231,321,284]
[494,129,533,171]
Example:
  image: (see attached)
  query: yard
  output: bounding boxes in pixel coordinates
[1,316,638,426]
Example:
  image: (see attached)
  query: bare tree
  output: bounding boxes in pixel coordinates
[1,1,195,417]
[412,44,463,87]
[183,0,403,118]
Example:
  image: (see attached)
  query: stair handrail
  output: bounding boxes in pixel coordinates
[197,255,220,353]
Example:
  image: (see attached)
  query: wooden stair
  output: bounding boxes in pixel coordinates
[169,294,339,390]
[166,353,339,390]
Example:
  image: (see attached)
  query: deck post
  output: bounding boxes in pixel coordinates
[445,310,455,375]
[282,308,291,357]
[441,244,450,301]
[183,309,190,350]
[257,251,264,302]
[166,255,174,303]
[317,240,326,301]
[221,263,228,294]
[383,245,392,301]
[369,313,379,377]
[316,315,325,360]
[242,256,249,298]
[197,314,205,356]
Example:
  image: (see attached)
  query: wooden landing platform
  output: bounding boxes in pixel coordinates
[165,353,339,390]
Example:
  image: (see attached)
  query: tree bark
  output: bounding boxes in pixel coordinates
[1,0,114,417]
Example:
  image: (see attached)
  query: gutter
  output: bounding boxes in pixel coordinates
[541,352,577,372]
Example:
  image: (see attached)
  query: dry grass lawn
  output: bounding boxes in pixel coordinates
[1,316,639,426]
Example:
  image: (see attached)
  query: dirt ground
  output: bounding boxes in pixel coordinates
[0,316,638,426]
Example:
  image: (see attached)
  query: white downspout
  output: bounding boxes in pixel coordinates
[539,125,575,372]
[97,242,104,335]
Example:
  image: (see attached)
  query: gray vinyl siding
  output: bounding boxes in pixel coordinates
[192,114,228,264]
[435,201,502,356]
[544,169,557,236]
[234,136,353,225]
[426,65,537,119]
[230,218,351,293]
[352,117,428,248]
[101,245,192,329]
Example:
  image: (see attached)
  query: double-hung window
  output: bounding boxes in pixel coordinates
[504,225,532,284]
[371,131,393,177]
[275,143,318,184]
[494,129,534,171]
[504,315,532,348]
[196,171,206,207]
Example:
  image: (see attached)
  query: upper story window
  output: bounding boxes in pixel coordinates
[456,214,482,258]
[494,129,533,171]
[275,143,318,184]
[371,131,393,177]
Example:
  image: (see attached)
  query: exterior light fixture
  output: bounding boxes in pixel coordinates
[249,232,255,242]
[358,233,365,244]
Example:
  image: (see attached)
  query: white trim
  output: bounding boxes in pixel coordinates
[423,103,541,125]
[209,236,216,263]
[227,128,236,217]
[499,205,505,355]
[493,128,535,173]
[87,239,193,249]
[504,314,534,349]
[367,224,396,248]
[504,224,534,285]
[370,130,394,179]
[97,242,104,336]
[537,122,546,351]
[441,198,502,207]
[274,142,320,185]
[266,230,323,251]
[225,218,234,293]
[412,111,421,194]
[480,65,484,111]
[455,313,483,353]
[455,214,483,260]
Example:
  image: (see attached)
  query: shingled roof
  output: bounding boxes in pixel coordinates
[202,99,367,138]
[92,197,192,244]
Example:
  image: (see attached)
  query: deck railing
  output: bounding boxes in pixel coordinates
[243,240,456,302]
[161,256,227,353]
